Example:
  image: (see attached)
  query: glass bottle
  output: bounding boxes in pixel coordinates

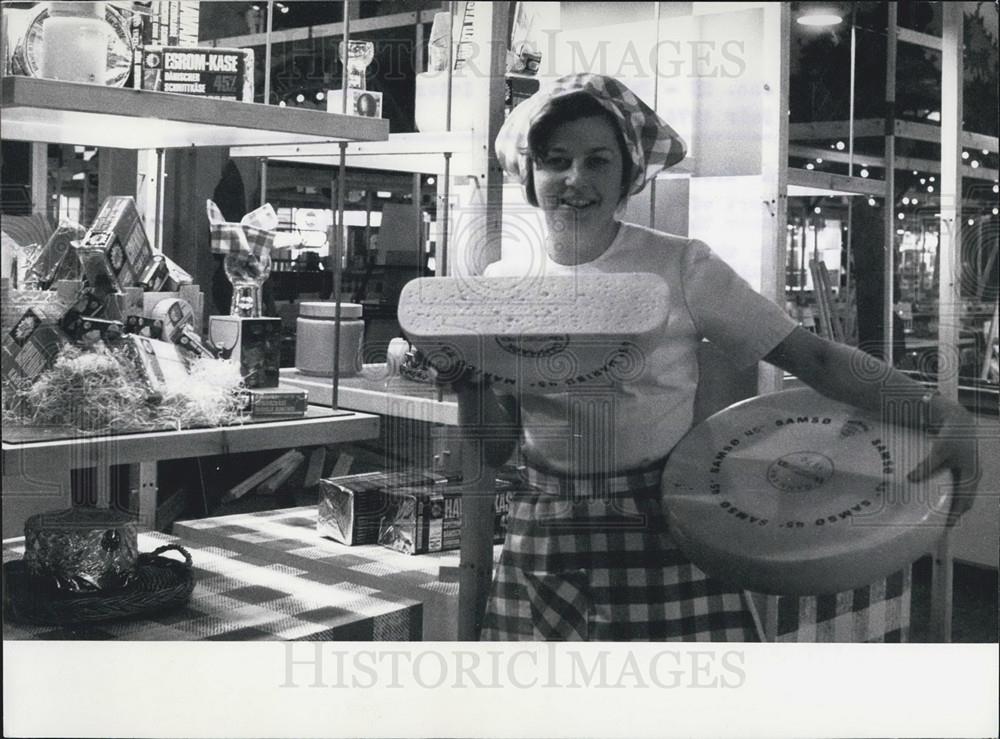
[40,2,109,84]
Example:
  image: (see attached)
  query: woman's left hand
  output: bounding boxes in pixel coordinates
[906,406,981,525]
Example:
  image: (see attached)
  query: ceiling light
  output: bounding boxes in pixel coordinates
[315,91,325,101]
[377,191,392,198]
[912,170,918,175]
[806,163,815,170]
[859,168,869,178]
[911,198,917,205]
[814,206,822,214]
[295,93,305,103]
[971,160,980,168]
[796,7,843,27]
[896,228,905,235]
[983,149,990,156]
[929,176,935,182]
[902,197,910,205]
[815,157,823,163]
[992,207,998,215]
[836,141,845,151]
[927,185,934,192]
[927,111,941,122]
[427,177,436,185]
[967,218,975,226]
[919,178,926,185]
[897,212,905,220]
[868,198,876,206]
[993,185,999,193]
[962,151,970,160]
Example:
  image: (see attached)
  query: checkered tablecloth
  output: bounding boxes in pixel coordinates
[770,566,912,642]
[174,507,502,641]
[172,507,912,642]
[2,531,421,641]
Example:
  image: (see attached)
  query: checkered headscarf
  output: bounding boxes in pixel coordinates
[495,73,686,198]
[206,200,277,257]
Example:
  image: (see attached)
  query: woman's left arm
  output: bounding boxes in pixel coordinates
[763,326,981,521]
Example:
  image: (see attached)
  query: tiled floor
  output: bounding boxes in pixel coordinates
[909,556,999,642]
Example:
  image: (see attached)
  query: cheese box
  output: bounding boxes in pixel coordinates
[237,386,308,418]
[378,487,463,555]
[27,221,84,288]
[318,470,512,553]
[137,46,254,102]
[174,325,218,359]
[103,286,145,324]
[121,335,190,397]
[318,470,449,546]
[1,304,71,387]
[59,314,124,343]
[80,197,154,292]
[124,315,165,340]
[138,254,194,292]
[208,315,281,389]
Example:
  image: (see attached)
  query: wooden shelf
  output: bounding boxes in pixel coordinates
[0,76,390,149]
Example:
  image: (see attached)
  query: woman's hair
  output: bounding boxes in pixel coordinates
[521,93,632,207]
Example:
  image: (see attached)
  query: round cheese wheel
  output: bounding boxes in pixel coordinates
[661,387,952,596]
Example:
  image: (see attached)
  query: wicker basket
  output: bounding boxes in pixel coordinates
[3,544,194,625]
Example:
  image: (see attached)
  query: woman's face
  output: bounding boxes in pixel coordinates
[531,114,625,260]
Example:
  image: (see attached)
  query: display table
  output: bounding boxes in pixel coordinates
[2,530,421,641]
[1,406,380,537]
[280,366,459,425]
[174,507,501,641]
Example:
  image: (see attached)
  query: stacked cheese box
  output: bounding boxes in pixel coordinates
[1,196,305,421]
[318,468,519,555]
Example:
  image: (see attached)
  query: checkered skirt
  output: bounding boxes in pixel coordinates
[480,464,758,642]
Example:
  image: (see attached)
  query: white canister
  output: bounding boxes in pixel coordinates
[40,2,109,85]
[295,301,364,377]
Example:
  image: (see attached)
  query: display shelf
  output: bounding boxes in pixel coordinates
[280,366,459,425]
[230,131,479,175]
[1,406,380,536]
[0,76,390,149]
[1,406,379,469]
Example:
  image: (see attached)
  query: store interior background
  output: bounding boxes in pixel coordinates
[0,1,996,641]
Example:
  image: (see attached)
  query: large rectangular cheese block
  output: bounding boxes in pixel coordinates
[397,273,670,391]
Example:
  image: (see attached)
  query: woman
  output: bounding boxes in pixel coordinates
[467,73,979,641]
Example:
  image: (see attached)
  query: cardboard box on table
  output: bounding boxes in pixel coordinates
[208,316,281,389]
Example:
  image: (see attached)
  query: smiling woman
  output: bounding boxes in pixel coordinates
[529,104,627,265]
[465,73,982,643]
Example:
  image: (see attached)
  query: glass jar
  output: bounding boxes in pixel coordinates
[224,250,272,317]
[295,302,364,377]
[40,2,109,84]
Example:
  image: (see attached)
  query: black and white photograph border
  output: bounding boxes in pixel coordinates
[1,2,998,738]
